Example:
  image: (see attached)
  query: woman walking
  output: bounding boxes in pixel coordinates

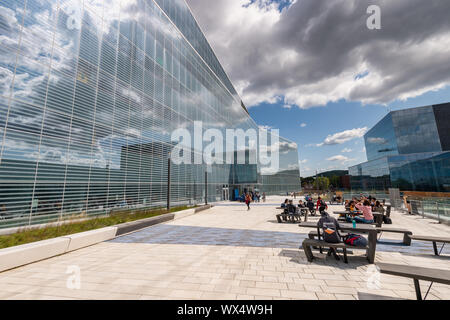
[245,193,252,211]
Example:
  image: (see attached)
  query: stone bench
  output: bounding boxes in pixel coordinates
[302,238,368,264]
[377,263,450,300]
[377,227,413,245]
[408,235,450,256]
[276,213,300,223]
[306,230,354,254]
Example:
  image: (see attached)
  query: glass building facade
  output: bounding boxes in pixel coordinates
[350,103,450,192]
[0,0,301,228]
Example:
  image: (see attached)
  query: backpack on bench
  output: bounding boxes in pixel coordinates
[383,216,392,224]
[343,233,368,247]
[319,218,341,243]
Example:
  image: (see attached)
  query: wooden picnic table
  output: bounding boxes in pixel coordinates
[333,211,383,226]
[333,210,363,215]
[333,211,350,215]
[299,222,378,263]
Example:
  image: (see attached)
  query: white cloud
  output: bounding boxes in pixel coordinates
[327,155,349,162]
[326,155,356,163]
[300,123,307,128]
[258,125,273,131]
[341,148,353,153]
[367,137,387,144]
[316,127,368,146]
[188,0,450,109]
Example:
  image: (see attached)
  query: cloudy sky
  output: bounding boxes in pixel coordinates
[187,0,450,176]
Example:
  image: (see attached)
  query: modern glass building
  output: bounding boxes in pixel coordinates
[349,103,450,192]
[0,0,301,228]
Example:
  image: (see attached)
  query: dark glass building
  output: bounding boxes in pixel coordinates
[349,103,450,192]
[0,0,300,229]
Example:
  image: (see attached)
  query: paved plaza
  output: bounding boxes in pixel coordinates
[0,196,449,300]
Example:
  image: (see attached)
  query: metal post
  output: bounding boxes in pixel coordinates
[205,171,208,205]
[421,201,425,219]
[414,279,422,300]
[167,153,171,211]
[437,202,441,224]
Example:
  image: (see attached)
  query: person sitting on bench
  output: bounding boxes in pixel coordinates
[287,200,298,214]
[285,200,298,221]
[317,210,342,260]
[347,200,374,224]
[281,199,289,208]
[306,198,315,215]
[373,201,385,214]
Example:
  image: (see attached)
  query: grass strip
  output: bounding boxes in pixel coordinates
[0,205,194,249]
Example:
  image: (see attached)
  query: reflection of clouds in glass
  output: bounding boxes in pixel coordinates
[0,67,14,96]
[261,140,297,155]
[2,135,39,161]
[8,113,42,125]
[1,128,127,170]
[367,137,387,145]
[124,128,141,138]
[260,166,278,175]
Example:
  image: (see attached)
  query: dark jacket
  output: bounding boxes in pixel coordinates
[317,212,342,243]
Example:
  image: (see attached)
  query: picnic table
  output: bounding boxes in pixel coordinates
[333,210,383,227]
[408,235,450,256]
[299,222,378,263]
[377,263,450,300]
[277,207,309,222]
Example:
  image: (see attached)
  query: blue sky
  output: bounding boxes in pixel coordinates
[249,86,450,177]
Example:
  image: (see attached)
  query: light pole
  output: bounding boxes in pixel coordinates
[205,171,208,205]
[167,152,171,211]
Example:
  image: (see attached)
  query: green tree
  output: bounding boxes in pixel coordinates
[314,177,330,191]
[329,175,340,189]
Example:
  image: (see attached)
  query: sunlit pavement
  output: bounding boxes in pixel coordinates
[0,196,449,300]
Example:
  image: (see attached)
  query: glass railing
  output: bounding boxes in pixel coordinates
[406,199,450,225]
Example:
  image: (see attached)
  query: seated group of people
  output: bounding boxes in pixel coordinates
[281,196,329,216]
[343,196,385,224]
[331,194,343,203]
[280,199,302,215]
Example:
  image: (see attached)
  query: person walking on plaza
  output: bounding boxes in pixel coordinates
[245,193,252,211]
[262,192,266,202]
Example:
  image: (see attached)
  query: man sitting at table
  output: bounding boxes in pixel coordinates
[287,200,297,214]
[286,200,299,221]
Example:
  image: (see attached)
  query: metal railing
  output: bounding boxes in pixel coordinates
[406,199,450,225]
